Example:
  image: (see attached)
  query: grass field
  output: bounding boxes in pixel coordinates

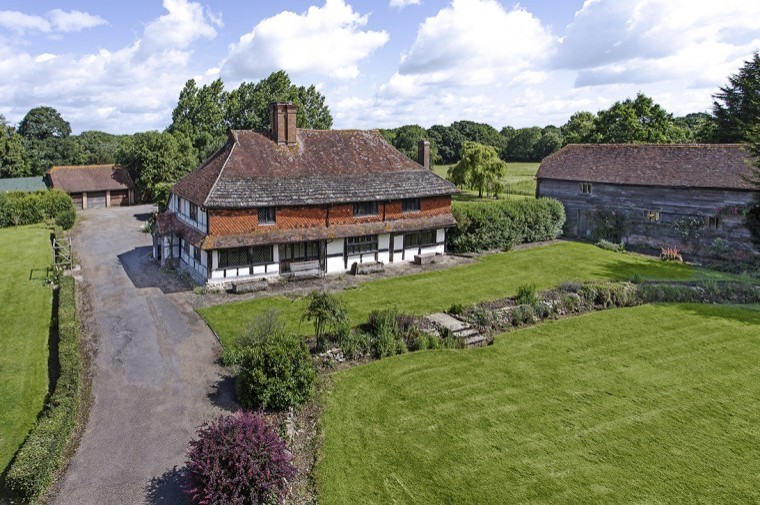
[317,303,760,503]
[0,225,53,474]
[433,162,539,202]
[199,242,735,347]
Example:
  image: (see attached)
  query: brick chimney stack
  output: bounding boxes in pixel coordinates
[418,139,430,170]
[270,102,298,146]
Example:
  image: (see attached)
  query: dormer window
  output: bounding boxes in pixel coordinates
[353,201,378,217]
[402,198,421,213]
[580,182,592,194]
[258,207,276,225]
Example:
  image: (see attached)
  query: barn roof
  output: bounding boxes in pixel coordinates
[0,176,48,192]
[47,164,134,193]
[171,129,457,208]
[537,144,756,191]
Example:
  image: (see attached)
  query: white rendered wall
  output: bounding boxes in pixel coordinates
[326,239,345,273]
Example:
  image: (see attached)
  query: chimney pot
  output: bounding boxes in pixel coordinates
[418,139,430,170]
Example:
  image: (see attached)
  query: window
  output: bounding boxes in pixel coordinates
[580,182,592,194]
[189,202,198,221]
[218,246,274,269]
[707,216,721,229]
[258,207,276,225]
[353,201,378,217]
[281,241,320,262]
[346,235,378,255]
[182,239,189,255]
[193,246,201,263]
[402,198,421,213]
[404,229,437,249]
[645,210,661,222]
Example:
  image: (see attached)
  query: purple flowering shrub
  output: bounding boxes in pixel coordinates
[186,411,295,504]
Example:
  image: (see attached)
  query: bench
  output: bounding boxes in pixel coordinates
[413,253,438,265]
[287,260,323,280]
[351,261,384,275]
[230,278,268,294]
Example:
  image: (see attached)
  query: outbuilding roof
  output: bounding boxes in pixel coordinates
[47,164,134,193]
[171,129,457,208]
[537,144,756,191]
[0,176,48,192]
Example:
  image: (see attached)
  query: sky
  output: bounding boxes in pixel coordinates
[0,0,759,135]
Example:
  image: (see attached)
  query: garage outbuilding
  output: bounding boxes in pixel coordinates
[46,164,135,209]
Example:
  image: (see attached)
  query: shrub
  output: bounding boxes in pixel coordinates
[367,308,406,358]
[746,203,760,250]
[56,208,76,230]
[596,239,625,252]
[186,411,295,505]
[448,197,565,252]
[7,276,82,501]
[708,238,732,259]
[447,303,465,316]
[510,305,536,326]
[338,328,371,359]
[235,330,316,410]
[515,283,537,305]
[591,210,629,243]
[0,189,75,228]
[302,290,348,351]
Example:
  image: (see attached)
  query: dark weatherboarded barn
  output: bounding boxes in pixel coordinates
[536,144,758,255]
[47,164,134,209]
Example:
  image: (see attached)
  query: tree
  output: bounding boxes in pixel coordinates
[561,111,596,144]
[18,106,71,140]
[504,127,542,161]
[23,136,85,175]
[712,52,760,142]
[0,116,30,177]
[75,130,123,164]
[742,124,760,248]
[427,124,465,164]
[449,141,507,197]
[534,129,563,159]
[295,84,333,130]
[169,78,228,162]
[114,130,197,200]
[302,290,348,351]
[593,93,688,143]
[381,124,437,163]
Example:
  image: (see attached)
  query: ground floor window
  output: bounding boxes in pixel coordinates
[281,241,320,262]
[193,246,201,263]
[218,245,274,269]
[403,229,437,249]
[346,235,378,255]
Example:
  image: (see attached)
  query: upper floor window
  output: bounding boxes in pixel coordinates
[645,210,660,222]
[189,202,198,221]
[353,201,378,217]
[580,182,592,194]
[707,216,721,229]
[193,246,201,263]
[258,207,276,225]
[402,198,421,213]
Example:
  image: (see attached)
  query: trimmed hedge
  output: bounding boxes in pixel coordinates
[449,198,565,252]
[6,276,82,502]
[0,189,76,229]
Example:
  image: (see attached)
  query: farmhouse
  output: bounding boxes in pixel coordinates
[154,103,457,285]
[46,164,135,209]
[536,144,758,254]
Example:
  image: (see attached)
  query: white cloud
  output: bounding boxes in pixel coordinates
[0,11,51,33]
[390,0,422,8]
[48,9,107,33]
[221,0,389,82]
[143,0,220,50]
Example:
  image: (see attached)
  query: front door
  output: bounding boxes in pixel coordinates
[577,210,589,238]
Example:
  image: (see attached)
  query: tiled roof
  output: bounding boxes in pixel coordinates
[156,212,206,248]
[0,176,48,192]
[172,129,457,208]
[199,213,457,250]
[47,164,134,193]
[537,144,756,190]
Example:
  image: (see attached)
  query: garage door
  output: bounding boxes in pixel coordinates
[71,193,83,209]
[110,190,129,207]
[87,192,106,209]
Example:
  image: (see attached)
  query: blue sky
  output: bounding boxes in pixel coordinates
[1,0,758,134]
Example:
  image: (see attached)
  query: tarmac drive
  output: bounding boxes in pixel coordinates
[52,205,234,505]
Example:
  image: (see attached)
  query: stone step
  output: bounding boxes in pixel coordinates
[425,312,470,333]
[453,327,480,338]
[464,335,488,347]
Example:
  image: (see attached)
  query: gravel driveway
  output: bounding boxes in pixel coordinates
[52,205,234,505]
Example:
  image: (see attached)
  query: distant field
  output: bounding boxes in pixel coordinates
[433,162,539,202]
[0,226,52,474]
[318,303,760,503]
[199,242,736,347]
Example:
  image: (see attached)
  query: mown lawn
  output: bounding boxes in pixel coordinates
[433,162,538,202]
[199,241,735,347]
[0,225,53,474]
[317,303,760,503]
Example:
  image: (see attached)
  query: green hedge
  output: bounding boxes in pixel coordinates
[0,190,75,229]
[6,276,82,502]
[449,198,566,252]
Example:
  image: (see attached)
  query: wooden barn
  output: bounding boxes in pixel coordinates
[47,164,134,209]
[154,102,457,285]
[536,144,758,255]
